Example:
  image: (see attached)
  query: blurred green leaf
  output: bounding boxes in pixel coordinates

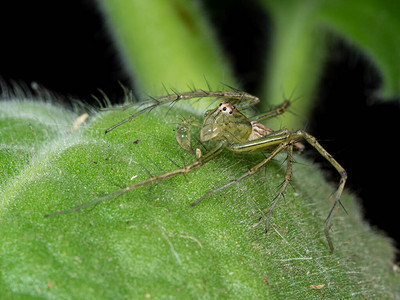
[318,0,400,98]
[258,0,400,127]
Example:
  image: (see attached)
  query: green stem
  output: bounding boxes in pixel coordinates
[258,0,327,129]
[97,0,236,109]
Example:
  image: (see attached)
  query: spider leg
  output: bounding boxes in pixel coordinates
[264,142,294,233]
[191,142,288,206]
[44,141,227,218]
[229,128,346,251]
[251,100,291,123]
[292,130,347,252]
[103,90,260,134]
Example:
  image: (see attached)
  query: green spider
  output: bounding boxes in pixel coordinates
[45,89,347,252]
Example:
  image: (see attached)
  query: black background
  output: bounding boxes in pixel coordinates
[1,0,399,259]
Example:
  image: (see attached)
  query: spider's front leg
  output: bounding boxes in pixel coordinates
[250,99,291,123]
[103,89,260,134]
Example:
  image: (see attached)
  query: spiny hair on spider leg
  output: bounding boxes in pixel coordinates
[275,156,291,173]
[104,178,127,190]
[203,76,213,92]
[325,189,349,216]
[165,98,181,117]
[164,154,182,169]
[274,179,294,196]
[140,153,169,174]
[185,81,199,93]
[136,161,155,179]
[164,154,194,183]
[220,82,242,93]
[280,86,301,103]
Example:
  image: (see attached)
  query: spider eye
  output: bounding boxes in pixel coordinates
[222,107,227,111]
[229,110,233,114]
[219,103,222,106]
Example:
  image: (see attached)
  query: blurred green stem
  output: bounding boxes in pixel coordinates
[258,0,327,129]
[98,0,235,111]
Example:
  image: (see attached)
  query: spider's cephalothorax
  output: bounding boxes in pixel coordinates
[46,90,347,252]
[200,101,252,143]
[200,101,278,152]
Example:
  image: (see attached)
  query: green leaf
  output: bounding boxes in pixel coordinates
[1,99,399,298]
[318,0,400,98]
[258,0,400,128]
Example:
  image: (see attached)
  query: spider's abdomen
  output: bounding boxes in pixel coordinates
[248,121,273,141]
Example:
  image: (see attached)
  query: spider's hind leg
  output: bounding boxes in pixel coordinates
[263,142,294,233]
[292,130,347,252]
